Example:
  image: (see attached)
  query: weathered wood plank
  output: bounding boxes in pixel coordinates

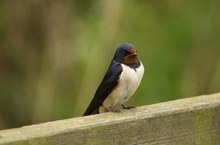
[0,93,220,145]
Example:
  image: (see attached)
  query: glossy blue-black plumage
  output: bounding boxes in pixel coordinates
[83,43,136,116]
[83,61,122,115]
[114,43,135,63]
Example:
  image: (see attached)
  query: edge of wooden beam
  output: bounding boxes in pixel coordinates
[0,92,220,145]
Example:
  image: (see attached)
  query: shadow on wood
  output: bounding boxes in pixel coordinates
[0,92,220,145]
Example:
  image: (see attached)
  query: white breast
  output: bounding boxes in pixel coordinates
[102,61,144,108]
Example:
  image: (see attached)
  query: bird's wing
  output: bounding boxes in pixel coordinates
[83,61,122,116]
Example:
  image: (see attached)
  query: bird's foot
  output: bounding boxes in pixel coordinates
[122,104,136,109]
[108,106,121,113]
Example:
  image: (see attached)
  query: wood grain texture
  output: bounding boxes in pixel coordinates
[0,92,220,145]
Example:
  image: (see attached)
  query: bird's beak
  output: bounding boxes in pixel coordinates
[129,53,138,57]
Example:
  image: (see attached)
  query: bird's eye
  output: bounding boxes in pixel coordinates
[122,51,127,55]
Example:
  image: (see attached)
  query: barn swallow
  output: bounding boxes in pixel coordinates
[83,43,144,116]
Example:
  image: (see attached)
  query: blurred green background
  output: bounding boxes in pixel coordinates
[0,0,220,130]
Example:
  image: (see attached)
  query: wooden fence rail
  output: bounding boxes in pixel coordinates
[0,92,220,145]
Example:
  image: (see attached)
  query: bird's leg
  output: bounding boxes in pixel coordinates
[108,106,121,113]
[121,104,135,109]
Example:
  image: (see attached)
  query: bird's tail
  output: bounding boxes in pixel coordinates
[83,108,99,116]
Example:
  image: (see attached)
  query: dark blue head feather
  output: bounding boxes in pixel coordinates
[118,43,135,50]
[113,43,136,63]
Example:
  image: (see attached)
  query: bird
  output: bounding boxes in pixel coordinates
[83,43,144,116]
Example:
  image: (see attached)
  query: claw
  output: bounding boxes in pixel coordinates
[108,106,121,113]
[122,104,135,109]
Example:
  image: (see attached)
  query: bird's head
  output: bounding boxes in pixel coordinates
[114,43,138,64]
